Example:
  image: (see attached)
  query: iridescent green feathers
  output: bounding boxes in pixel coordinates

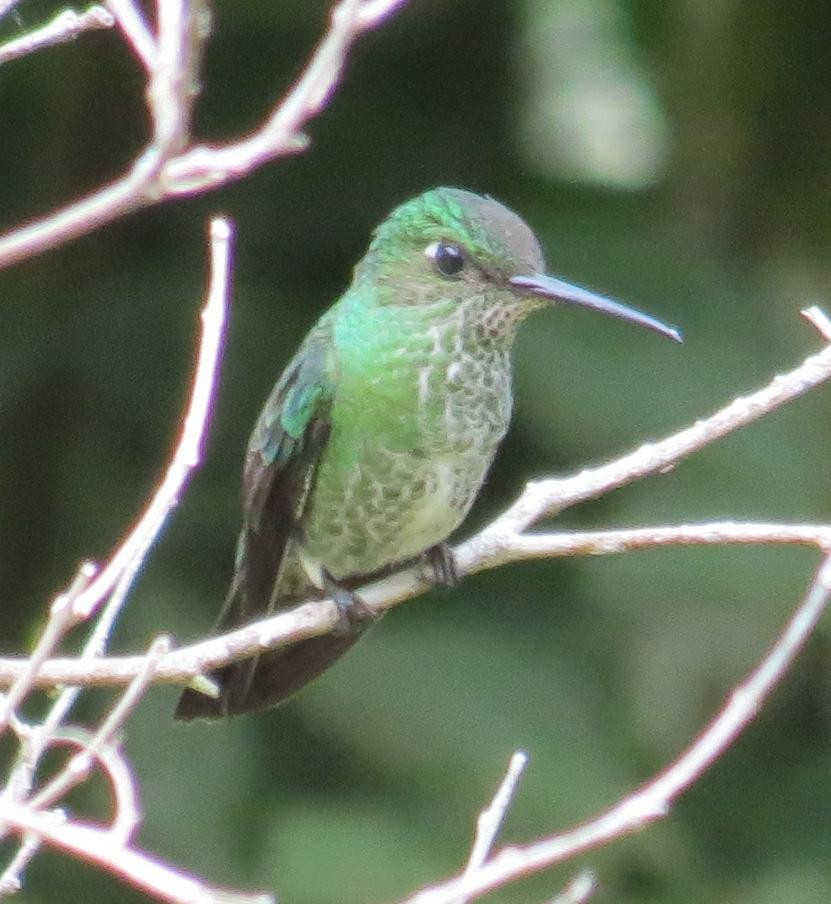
[175,187,680,719]
[175,335,337,719]
[243,334,335,534]
[363,187,546,290]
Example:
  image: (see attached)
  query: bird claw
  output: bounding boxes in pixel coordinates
[323,569,375,636]
[424,542,459,589]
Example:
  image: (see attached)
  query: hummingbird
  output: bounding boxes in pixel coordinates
[175,187,680,720]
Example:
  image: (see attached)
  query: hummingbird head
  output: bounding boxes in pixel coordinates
[360,187,681,343]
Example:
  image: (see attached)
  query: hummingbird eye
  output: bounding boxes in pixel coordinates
[425,241,465,278]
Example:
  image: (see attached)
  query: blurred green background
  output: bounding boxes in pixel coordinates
[1,0,830,901]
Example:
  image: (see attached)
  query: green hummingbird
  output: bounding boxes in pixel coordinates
[175,187,680,720]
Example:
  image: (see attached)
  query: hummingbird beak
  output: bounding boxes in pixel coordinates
[510,273,682,343]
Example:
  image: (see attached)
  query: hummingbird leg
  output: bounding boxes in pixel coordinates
[424,542,459,589]
[323,568,376,637]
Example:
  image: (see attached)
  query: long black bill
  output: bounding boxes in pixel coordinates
[510,273,682,343]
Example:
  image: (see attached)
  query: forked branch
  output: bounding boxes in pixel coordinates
[0,0,409,270]
[397,550,831,903]
[1,311,831,691]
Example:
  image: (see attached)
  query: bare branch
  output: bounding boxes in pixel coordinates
[802,304,831,341]
[161,0,408,194]
[465,520,831,570]
[26,728,141,842]
[0,5,114,65]
[1,516,831,690]
[0,216,231,813]
[0,220,255,902]
[24,637,171,843]
[147,0,208,153]
[474,337,831,545]
[0,142,162,264]
[0,832,41,895]
[0,562,95,731]
[0,4,424,899]
[2,3,826,900]
[106,0,156,68]
[0,0,408,270]
[547,871,597,904]
[396,553,831,903]
[0,799,273,904]
[74,216,232,620]
[0,725,142,891]
[456,752,529,904]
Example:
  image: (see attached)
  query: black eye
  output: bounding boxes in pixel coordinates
[426,241,465,278]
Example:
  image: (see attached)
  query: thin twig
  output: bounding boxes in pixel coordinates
[470,521,831,568]
[0,724,141,891]
[0,221,231,903]
[0,4,114,65]
[547,871,597,904]
[25,637,171,841]
[26,728,141,842]
[161,0,406,193]
[802,305,831,341]
[0,218,231,823]
[0,221,246,901]
[397,553,831,904]
[473,316,831,543]
[0,832,40,894]
[106,0,156,69]
[0,0,21,21]
[0,798,273,904]
[0,0,408,270]
[74,216,232,620]
[0,562,97,842]
[0,516,829,690]
[455,752,528,904]
[0,562,95,731]
[147,0,195,152]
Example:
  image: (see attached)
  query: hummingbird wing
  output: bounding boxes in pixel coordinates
[237,331,336,619]
[175,329,347,719]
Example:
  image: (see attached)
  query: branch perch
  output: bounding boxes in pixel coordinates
[2,313,830,691]
[2,3,830,900]
[397,551,831,903]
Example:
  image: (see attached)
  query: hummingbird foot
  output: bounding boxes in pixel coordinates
[323,569,376,637]
[424,542,459,589]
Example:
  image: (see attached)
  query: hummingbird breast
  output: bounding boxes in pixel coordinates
[298,293,521,583]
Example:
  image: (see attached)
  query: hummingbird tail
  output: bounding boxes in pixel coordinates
[174,531,376,719]
[174,630,370,720]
